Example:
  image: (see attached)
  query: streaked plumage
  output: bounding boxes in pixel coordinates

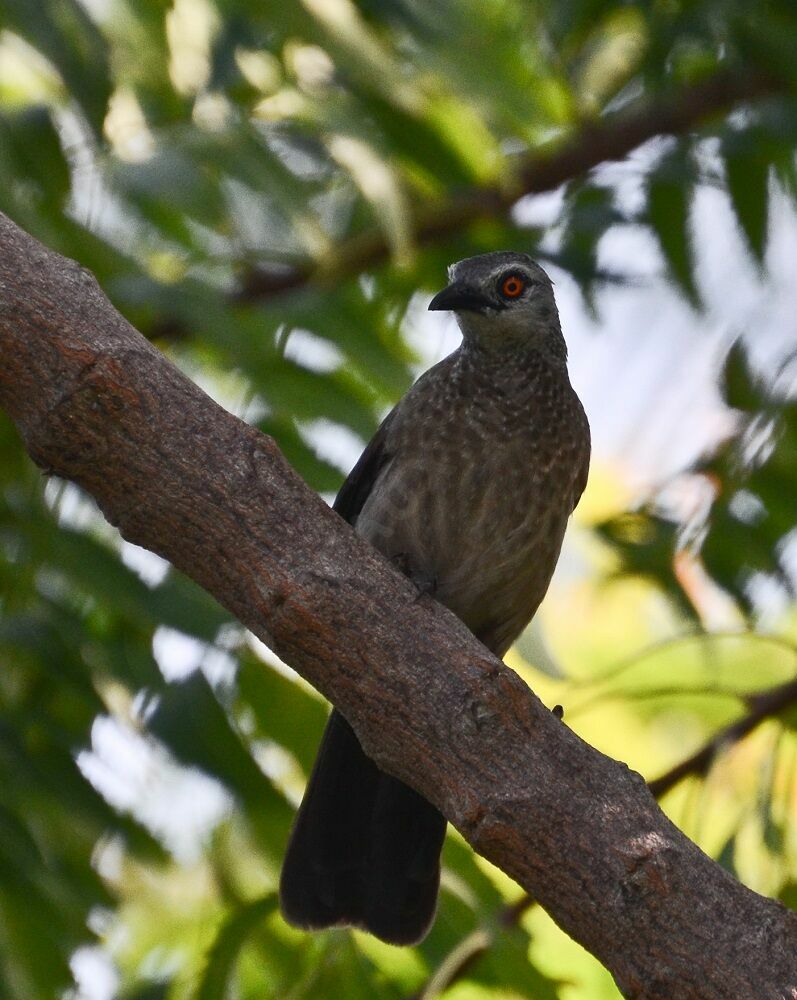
[280,252,591,944]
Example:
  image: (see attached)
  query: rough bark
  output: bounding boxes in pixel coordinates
[0,211,795,998]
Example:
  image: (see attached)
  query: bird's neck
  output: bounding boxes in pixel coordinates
[458,328,569,373]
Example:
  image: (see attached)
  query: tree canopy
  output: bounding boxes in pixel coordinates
[1,0,797,997]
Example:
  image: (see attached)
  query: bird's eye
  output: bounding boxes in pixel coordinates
[499,273,525,299]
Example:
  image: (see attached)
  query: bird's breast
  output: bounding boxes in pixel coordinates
[355,371,588,654]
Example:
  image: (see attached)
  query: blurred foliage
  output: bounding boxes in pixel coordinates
[599,343,797,620]
[1,0,797,997]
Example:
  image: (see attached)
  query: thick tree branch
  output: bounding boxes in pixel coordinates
[1,212,796,998]
[418,674,797,997]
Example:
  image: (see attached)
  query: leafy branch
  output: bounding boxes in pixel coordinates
[150,67,779,340]
[649,674,797,797]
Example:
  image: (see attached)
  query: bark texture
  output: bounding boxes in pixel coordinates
[0,211,795,998]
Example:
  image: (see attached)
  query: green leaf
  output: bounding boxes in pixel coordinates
[715,834,738,876]
[0,882,75,999]
[559,182,624,309]
[236,653,327,775]
[357,92,477,188]
[147,672,293,847]
[780,883,797,911]
[149,573,232,642]
[0,0,112,135]
[721,342,765,413]
[259,417,344,493]
[595,512,696,622]
[120,983,173,1000]
[198,895,278,1000]
[0,108,70,213]
[723,131,771,264]
[647,149,699,307]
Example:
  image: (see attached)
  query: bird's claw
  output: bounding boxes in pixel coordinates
[392,552,438,601]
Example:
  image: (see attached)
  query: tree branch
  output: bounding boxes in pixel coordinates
[229,70,778,304]
[148,69,778,342]
[649,675,797,798]
[417,674,797,997]
[1,211,795,997]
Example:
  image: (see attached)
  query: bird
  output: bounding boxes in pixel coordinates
[279,251,591,946]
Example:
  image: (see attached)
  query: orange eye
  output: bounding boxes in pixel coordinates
[500,274,525,298]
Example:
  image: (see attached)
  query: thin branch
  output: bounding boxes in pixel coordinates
[144,70,779,341]
[1,211,796,997]
[566,629,797,699]
[649,675,797,798]
[150,67,778,342]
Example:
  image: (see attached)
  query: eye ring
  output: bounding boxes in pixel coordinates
[499,273,525,299]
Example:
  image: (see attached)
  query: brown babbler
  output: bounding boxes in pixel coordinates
[280,251,591,945]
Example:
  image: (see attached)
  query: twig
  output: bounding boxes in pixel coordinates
[648,675,797,798]
[248,72,776,294]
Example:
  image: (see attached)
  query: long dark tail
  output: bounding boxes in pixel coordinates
[279,709,447,945]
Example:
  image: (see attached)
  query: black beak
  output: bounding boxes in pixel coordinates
[428,282,491,313]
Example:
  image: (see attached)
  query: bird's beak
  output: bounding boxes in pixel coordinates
[428,282,491,313]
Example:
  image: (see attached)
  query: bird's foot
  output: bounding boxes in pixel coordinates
[411,570,438,601]
[392,552,438,601]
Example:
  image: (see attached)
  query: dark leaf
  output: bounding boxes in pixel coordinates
[723,129,771,264]
[647,149,699,307]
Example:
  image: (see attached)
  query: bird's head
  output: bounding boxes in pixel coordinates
[428,252,565,360]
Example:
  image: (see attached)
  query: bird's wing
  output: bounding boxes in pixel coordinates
[575,432,592,511]
[572,456,590,512]
[333,409,396,527]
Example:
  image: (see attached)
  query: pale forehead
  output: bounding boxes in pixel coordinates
[448,252,551,285]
